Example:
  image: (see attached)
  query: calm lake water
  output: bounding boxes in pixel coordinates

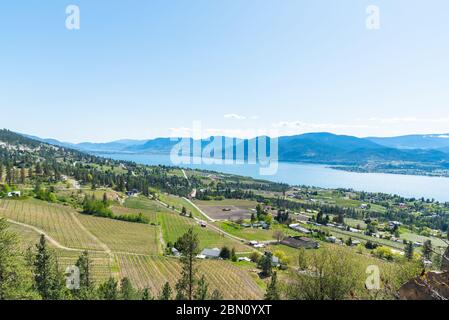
[97,153,449,202]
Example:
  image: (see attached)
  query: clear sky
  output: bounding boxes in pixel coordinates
[1,1,448,142]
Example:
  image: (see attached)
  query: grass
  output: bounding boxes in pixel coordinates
[116,254,263,299]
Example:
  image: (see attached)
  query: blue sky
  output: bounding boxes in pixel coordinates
[1,1,449,142]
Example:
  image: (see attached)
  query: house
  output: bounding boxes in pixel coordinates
[289,223,311,234]
[125,189,139,197]
[171,247,180,257]
[199,248,221,259]
[7,191,21,197]
[281,236,319,249]
[238,257,251,262]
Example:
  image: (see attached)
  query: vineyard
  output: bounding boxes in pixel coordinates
[0,199,104,250]
[157,210,246,250]
[116,254,263,299]
[77,214,161,255]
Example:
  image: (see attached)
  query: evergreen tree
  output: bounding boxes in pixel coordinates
[194,275,209,300]
[159,282,172,300]
[98,277,119,300]
[0,219,38,299]
[259,252,273,277]
[422,240,432,261]
[264,271,280,300]
[34,235,66,300]
[75,251,95,299]
[175,228,200,300]
[119,277,136,300]
[405,242,414,261]
[141,288,153,300]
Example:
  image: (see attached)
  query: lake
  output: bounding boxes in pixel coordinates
[97,153,449,202]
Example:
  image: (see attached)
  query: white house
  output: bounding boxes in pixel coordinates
[7,191,21,197]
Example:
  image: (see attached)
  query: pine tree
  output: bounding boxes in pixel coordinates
[175,228,200,300]
[264,272,280,300]
[119,277,136,300]
[405,242,414,261]
[141,288,153,300]
[0,219,38,299]
[159,282,172,300]
[194,275,209,300]
[422,240,432,261]
[75,251,95,299]
[98,277,118,300]
[34,235,65,300]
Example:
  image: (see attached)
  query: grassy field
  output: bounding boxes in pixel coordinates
[116,254,263,299]
[0,199,104,250]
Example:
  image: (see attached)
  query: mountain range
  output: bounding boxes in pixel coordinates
[22,132,449,166]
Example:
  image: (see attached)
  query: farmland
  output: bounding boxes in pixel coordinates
[156,209,247,251]
[77,214,161,255]
[194,199,258,221]
[0,199,104,251]
[116,254,263,299]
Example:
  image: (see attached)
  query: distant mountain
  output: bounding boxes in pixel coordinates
[23,132,449,165]
[21,134,148,153]
[368,134,449,152]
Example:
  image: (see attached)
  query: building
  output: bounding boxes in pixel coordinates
[198,248,220,259]
[289,223,311,234]
[125,189,139,197]
[7,191,21,197]
[281,236,319,249]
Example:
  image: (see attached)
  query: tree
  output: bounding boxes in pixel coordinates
[141,288,153,300]
[194,275,209,300]
[273,230,285,243]
[422,240,432,261]
[119,277,136,300]
[159,282,172,300]
[405,242,414,261]
[285,247,362,300]
[298,247,307,270]
[250,213,256,224]
[0,219,38,299]
[264,272,280,300]
[259,252,273,277]
[34,235,66,300]
[20,167,26,184]
[231,247,237,262]
[75,251,95,299]
[175,228,200,300]
[219,246,231,260]
[98,277,119,300]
